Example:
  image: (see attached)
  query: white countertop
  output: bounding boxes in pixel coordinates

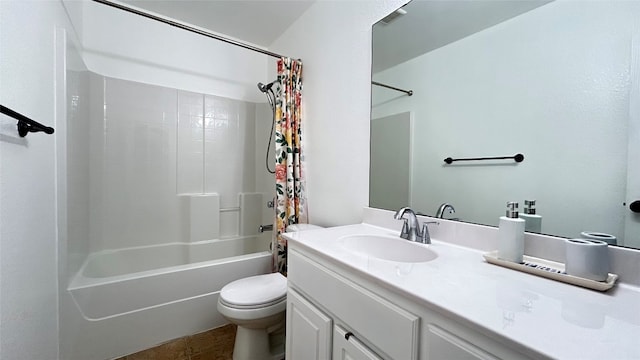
[284,223,640,360]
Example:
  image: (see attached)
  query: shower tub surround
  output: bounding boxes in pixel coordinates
[69,74,271,255]
[62,73,276,359]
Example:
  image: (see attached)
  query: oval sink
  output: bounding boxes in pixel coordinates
[339,234,437,263]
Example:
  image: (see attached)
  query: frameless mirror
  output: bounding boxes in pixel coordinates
[370,0,640,249]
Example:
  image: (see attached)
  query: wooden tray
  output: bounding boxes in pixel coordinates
[483,251,618,292]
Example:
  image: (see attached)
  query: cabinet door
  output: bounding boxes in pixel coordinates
[333,325,383,360]
[286,289,332,360]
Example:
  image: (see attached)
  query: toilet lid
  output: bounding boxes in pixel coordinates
[220,273,287,307]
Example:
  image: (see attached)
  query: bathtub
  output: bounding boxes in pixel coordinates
[65,236,271,359]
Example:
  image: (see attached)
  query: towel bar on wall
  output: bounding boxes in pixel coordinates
[371,81,413,96]
[444,153,524,164]
[1,105,55,137]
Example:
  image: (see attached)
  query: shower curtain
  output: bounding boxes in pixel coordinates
[273,57,307,275]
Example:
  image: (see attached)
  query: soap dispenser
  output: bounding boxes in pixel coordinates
[498,202,525,263]
[519,200,542,233]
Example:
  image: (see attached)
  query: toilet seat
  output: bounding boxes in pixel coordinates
[220,273,287,308]
[220,295,286,310]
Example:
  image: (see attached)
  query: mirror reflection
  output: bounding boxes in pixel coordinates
[370,0,640,249]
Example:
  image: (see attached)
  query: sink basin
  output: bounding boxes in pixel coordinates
[339,234,437,263]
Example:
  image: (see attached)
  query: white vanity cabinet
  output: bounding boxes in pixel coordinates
[287,248,419,360]
[286,246,541,360]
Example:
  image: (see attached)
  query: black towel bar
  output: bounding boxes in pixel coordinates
[444,153,524,164]
[0,105,55,137]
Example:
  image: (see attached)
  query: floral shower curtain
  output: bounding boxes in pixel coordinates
[272,57,307,275]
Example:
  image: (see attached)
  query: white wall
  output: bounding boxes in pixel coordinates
[81,0,269,103]
[0,1,80,358]
[625,20,640,248]
[269,0,407,226]
[372,1,639,240]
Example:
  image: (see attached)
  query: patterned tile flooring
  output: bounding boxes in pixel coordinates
[116,324,236,360]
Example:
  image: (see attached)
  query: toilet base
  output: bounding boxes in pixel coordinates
[233,326,268,360]
[268,326,285,360]
[232,325,284,360]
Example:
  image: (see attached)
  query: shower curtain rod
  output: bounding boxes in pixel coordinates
[372,81,413,96]
[92,0,287,59]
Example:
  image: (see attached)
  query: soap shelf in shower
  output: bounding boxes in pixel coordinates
[483,251,618,292]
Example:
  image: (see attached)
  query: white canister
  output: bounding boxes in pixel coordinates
[580,231,617,246]
[564,239,610,281]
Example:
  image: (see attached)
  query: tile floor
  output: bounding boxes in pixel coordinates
[116,324,236,360]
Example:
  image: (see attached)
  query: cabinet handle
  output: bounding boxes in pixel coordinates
[344,331,354,340]
[631,200,640,213]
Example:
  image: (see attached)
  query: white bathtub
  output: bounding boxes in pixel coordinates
[65,236,271,359]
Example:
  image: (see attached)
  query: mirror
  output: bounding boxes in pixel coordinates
[371,0,640,249]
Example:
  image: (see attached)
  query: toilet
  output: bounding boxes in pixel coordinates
[218,273,287,360]
[217,223,323,360]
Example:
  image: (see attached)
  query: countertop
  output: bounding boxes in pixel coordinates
[284,223,640,360]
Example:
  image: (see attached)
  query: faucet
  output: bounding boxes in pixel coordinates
[435,203,456,219]
[394,207,439,244]
[394,207,421,242]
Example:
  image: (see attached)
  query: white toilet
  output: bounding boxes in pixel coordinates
[217,223,323,360]
[218,273,287,360]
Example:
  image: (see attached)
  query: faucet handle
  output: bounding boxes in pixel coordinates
[400,219,409,239]
[420,221,440,244]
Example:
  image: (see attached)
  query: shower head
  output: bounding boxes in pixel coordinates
[257,80,277,93]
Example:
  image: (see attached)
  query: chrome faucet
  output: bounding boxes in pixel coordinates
[436,203,456,219]
[394,207,421,242]
[394,207,439,244]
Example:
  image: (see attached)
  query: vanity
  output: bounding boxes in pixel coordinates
[282,209,640,360]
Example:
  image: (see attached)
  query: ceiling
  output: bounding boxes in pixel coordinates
[373,0,552,73]
[120,0,315,47]
[116,1,551,70]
